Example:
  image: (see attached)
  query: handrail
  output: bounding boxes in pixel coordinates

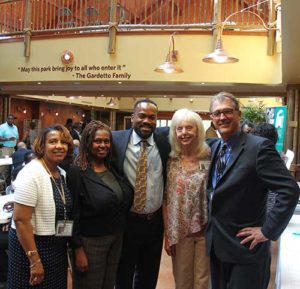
[0,0,271,38]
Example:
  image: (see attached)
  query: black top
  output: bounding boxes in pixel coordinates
[67,165,133,248]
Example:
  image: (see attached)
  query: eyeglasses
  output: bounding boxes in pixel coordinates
[210,108,236,119]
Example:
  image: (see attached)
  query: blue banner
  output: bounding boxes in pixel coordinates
[266,106,287,152]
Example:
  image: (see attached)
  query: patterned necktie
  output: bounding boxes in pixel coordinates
[216,143,227,181]
[133,140,148,212]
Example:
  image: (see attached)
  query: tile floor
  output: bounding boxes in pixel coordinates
[157,249,175,289]
[68,238,284,289]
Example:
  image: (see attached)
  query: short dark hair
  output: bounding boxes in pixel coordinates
[33,124,73,159]
[24,150,35,164]
[251,123,278,144]
[72,122,81,130]
[7,114,15,120]
[133,99,158,110]
[210,92,240,112]
[65,118,73,125]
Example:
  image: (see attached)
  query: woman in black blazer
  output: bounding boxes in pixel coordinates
[67,121,133,289]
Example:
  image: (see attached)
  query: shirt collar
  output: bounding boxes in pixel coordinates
[132,130,154,146]
[221,131,241,150]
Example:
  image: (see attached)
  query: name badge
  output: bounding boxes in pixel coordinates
[55,220,73,237]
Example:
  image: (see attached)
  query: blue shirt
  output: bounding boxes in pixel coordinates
[0,122,19,148]
[212,132,241,189]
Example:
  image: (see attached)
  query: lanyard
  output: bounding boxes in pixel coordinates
[40,158,67,220]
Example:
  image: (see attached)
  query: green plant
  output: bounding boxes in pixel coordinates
[241,104,266,124]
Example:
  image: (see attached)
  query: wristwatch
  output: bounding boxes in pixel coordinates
[26,250,38,257]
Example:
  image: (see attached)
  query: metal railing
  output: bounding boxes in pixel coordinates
[0,0,272,37]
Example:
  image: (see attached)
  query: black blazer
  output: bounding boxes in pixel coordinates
[67,166,133,248]
[206,132,300,263]
[111,127,170,186]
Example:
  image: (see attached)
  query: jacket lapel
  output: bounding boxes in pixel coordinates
[118,129,132,173]
[83,167,114,191]
[208,139,221,189]
[218,133,246,182]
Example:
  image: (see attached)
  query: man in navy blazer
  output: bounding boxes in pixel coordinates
[206,92,300,289]
[111,99,170,289]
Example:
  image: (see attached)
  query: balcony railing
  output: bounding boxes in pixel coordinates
[0,0,272,37]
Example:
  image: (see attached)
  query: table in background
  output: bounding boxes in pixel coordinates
[277,214,300,289]
[0,158,12,166]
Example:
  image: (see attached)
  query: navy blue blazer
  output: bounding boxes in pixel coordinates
[206,132,300,263]
[111,127,170,187]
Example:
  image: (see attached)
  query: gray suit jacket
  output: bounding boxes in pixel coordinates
[206,132,300,263]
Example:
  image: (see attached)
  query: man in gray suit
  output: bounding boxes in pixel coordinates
[206,92,300,289]
[111,99,170,289]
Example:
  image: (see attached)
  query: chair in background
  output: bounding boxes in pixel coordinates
[85,6,102,26]
[57,7,76,28]
[5,185,13,195]
[0,171,6,196]
[117,3,127,24]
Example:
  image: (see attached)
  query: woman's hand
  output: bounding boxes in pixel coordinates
[164,239,176,256]
[75,247,89,272]
[29,259,44,286]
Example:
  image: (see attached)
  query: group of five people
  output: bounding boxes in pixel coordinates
[6,92,300,289]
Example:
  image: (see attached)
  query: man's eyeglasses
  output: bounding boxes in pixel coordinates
[210,108,236,119]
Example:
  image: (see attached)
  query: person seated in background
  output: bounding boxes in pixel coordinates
[11,151,36,186]
[67,121,132,289]
[163,109,210,289]
[0,151,36,286]
[73,139,80,156]
[11,142,28,170]
[241,119,254,134]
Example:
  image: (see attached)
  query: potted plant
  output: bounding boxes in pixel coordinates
[241,103,266,124]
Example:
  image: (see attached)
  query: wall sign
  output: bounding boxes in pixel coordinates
[17,64,132,80]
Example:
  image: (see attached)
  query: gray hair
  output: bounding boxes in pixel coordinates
[169,108,210,158]
[209,91,240,112]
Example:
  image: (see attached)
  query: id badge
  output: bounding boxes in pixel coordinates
[55,220,73,237]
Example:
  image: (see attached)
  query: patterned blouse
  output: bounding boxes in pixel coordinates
[164,156,210,246]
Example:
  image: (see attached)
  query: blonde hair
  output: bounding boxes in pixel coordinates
[169,108,210,158]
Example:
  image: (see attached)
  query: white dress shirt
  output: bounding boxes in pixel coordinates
[124,130,163,214]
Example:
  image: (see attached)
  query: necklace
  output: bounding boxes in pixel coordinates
[40,158,66,208]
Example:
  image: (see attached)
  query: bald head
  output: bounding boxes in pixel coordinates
[17,142,27,150]
[73,139,80,147]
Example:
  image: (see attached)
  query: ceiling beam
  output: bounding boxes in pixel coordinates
[0,81,287,97]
